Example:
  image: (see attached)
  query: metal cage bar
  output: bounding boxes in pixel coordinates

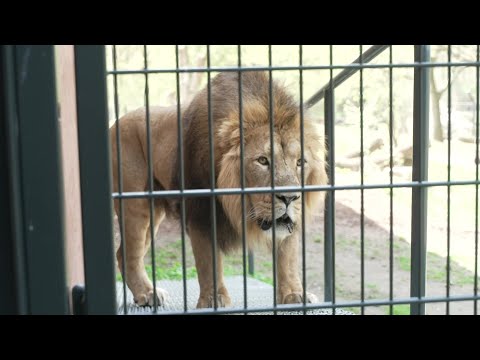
[0,45,28,315]
[143,45,159,312]
[13,45,69,314]
[75,45,117,315]
[306,45,389,108]
[237,45,249,310]
[112,45,128,315]
[113,179,480,199]
[410,45,430,316]
[446,45,452,314]
[359,45,366,315]
[206,45,219,310]
[268,45,278,313]
[475,45,480,315]
[107,60,480,77]
[323,48,336,304]
[142,293,480,315]
[175,45,189,312]
[388,45,394,315]
[299,45,307,314]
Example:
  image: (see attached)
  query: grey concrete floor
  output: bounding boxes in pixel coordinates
[116,276,354,315]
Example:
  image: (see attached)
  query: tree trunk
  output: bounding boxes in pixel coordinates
[167,46,207,105]
[430,68,444,142]
[430,87,444,142]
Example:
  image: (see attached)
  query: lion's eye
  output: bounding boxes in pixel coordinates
[297,159,307,167]
[258,156,269,166]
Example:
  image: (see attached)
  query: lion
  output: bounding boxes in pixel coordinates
[110,71,328,309]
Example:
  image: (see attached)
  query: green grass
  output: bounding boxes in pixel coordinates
[343,307,361,315]
[116,239,274,285]
[398,255,411,272]
[252,273,273,285]
[426,264,476,286]
[394,251,476,287]
[387,304,410,315]
[393,238,405,251]
[116,263,197,282]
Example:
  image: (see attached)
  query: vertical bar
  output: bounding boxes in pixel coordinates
[388,45,394,315]
[446,45,452,314]
[359,45,365,315]
[0,147,21,313]
[0,49,19,314]
[75,45,116,314]
[206,45,218,310]
[175,45,188,312]
[268,45,277,312]
[14,45,69,314]
[112,45,128,315]
[299,45,307,314]
[410,45,430,316]
[143,45,158,312]
[324,45,335,305]
[475,45,479,315]
[237,45,248,311]
[0,45,28,314]
[248,250,255,275]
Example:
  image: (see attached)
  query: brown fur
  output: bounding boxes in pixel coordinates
[110,72,328,308]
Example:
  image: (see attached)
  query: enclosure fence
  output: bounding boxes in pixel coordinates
[1,45,478,315]
[71,45,474,315]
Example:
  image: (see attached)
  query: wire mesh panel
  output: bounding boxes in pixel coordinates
[104,45,480,315]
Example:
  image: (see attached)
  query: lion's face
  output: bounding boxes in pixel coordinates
[243,125,306,239]
[217,107,327,242]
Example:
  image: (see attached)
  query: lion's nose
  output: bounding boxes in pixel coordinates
[276,194,300,207]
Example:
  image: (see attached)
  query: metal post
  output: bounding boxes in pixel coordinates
[0,45,28,314]
[0,45,69,314]
[410,45,430,315]
[248,251,255,275]
[324,88,335,303]
[18,45,69,314]
[75,45,116,314]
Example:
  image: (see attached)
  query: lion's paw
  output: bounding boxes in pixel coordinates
[134,288,168,307]
[282,292,318,304]
[196,293,232,309]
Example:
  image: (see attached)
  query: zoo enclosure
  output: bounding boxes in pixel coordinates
[103,45,479,315]
[1,45,478,315]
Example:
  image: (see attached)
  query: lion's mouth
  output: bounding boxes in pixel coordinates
[257,213,294,234]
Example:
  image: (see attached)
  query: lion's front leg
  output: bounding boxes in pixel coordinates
[117,199,169,307]
[189,227,232,309]
[277,233,318,305]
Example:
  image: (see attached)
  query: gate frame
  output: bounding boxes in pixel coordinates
[0,45,69,314]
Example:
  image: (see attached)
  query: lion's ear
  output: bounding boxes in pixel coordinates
[217,116,240,151]
[217,149,242,233]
